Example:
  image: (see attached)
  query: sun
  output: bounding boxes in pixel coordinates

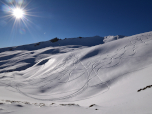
[12,8,25,19]
[1,0,37,36]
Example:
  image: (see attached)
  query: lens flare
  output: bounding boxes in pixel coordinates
[19,28,26,34]
[6,0,13,4]
[2,4,11,12]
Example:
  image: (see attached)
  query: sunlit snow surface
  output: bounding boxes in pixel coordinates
[0,32,152,102]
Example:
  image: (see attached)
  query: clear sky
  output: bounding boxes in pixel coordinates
[0,0,152,48]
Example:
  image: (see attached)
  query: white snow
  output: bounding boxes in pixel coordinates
[0,32,152,114]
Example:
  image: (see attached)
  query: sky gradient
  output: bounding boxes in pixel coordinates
[0,0,152,48]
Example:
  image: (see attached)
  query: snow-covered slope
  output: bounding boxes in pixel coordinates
[0,35,125,73]
[0,32,152,114]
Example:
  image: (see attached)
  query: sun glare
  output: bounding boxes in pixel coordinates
[1,0,37,36]
[13,8,24,19]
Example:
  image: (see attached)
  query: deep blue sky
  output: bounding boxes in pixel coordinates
[0,0,152,48]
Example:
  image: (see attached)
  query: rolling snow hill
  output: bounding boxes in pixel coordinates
[0,32,152,114]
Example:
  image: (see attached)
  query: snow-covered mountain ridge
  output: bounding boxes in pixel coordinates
[0,31,152,114]
[0,35,126,52]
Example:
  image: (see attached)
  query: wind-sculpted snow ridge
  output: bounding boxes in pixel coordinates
[0,31,152,101]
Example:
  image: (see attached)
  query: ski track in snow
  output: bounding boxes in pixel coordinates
[0,32,152,101]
